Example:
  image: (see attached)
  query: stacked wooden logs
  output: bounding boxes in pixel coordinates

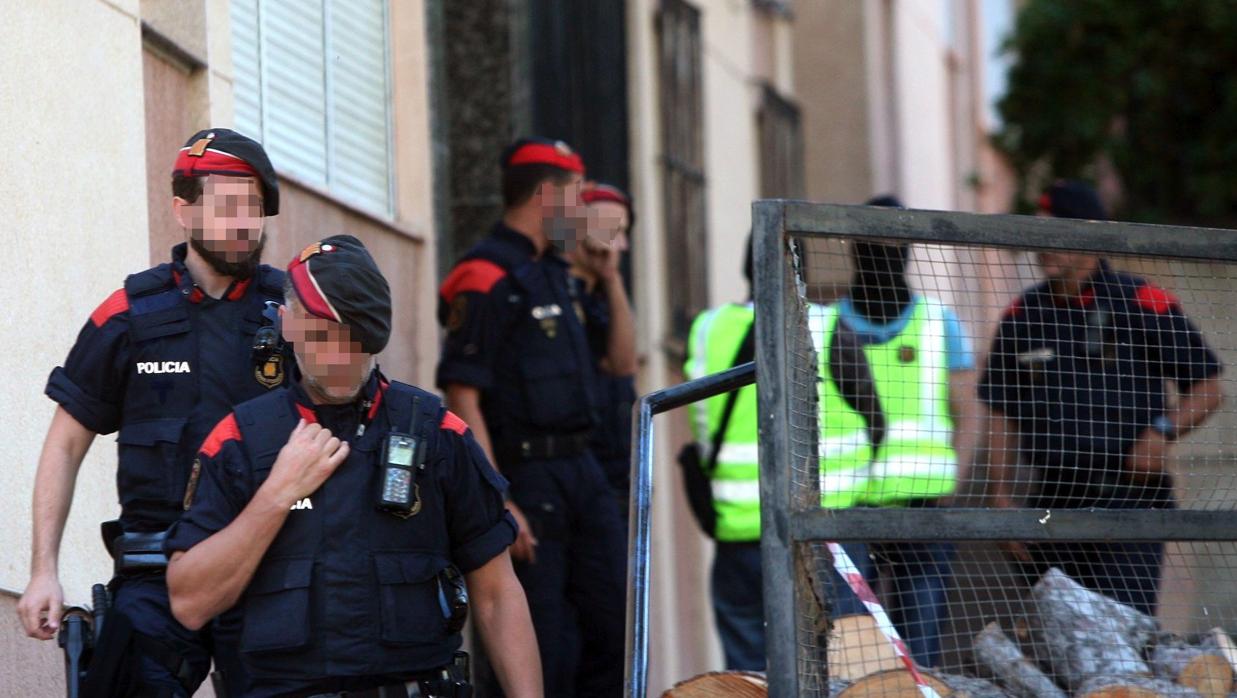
[819,568,1236,697]
[664,568,1234,697]
[968,568,1235,698]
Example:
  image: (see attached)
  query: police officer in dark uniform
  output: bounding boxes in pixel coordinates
[437,139,625,696]
[18,128,286,697]
[981,180,1224,615]
[165,235,541,698]
[572,183,637,518]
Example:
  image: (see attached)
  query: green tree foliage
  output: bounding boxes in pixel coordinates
[996,0,1237,225]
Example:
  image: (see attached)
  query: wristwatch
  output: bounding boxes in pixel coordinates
[1151,414,1179,442]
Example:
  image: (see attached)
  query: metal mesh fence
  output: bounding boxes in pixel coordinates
[754,202,1237,698]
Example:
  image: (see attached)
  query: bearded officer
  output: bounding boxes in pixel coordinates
[18,128,288,696]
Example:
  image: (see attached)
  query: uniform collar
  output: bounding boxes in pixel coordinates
[492,222,538,257]
[170,242,253,304]
[288,368,390,428]
[492,221,568,267]
[1053,258,1111,309]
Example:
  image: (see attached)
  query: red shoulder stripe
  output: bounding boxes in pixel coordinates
[90,289,129,327]
[440,410,468,435]
[439,260,506,302]
[1135,284,1179,314]
[200,414,242,458]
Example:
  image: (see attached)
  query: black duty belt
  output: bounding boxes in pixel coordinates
[305,654,471,698]
[306,670,471,697]
[307,682,421,698]
[106,528,170,576]
[498,432,591,462]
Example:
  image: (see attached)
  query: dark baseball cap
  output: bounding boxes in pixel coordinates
[287,235,391,354]
[172,128,280,216]
[1038,180,1107,220]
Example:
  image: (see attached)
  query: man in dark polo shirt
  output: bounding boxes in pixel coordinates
[981,180,1224,614]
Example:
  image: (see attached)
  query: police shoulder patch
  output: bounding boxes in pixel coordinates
[255,354,285,388]
[183,458,202,511]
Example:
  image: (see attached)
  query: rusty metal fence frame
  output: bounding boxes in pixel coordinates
[751,200,1237,698]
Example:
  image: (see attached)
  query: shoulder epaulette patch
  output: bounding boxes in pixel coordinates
[440,410,468,435]
[439,260,507,303]
[90,289,129,327]
[200,414,242,458]
[1134,284,1179,314]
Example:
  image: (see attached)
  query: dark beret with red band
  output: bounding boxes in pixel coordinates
[287,235,392,354]
[172,128,280,216]
[500,137,585,174]
[582,182,635,234]
[581,183,629,207]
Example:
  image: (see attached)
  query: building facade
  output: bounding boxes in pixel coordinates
[0,1,1027,695]
[0,1,438,694]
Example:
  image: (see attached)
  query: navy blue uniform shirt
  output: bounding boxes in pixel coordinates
[436,223,598,444]
[166,374,515,697]
[979,260,1221,506]
[45,243,286,530]
[573,275,636,494]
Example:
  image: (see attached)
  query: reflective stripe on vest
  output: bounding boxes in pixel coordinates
[814,305,877,508]
[853,297,957,504]
[685,304,761,542]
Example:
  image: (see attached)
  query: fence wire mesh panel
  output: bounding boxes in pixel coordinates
[754,201,1237,698]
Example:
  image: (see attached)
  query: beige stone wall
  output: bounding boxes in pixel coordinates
[388,0,440,386]
[0,0,151,690]
[0,0,149,602]
[794,1,875,207]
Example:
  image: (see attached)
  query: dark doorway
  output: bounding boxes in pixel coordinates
[429,0,631,279]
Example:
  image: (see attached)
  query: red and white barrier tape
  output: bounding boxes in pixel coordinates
[826,542,941,698]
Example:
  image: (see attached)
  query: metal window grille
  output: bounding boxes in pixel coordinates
[754,200,1237,698]
[657,0,709,347]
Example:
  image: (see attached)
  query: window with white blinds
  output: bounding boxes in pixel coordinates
[231,0,393,216]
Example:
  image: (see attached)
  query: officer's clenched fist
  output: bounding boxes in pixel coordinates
[17,573,63,640]
[261,419,350,509]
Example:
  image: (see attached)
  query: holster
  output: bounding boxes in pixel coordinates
[424,653,472,698]
[59,607,93,698]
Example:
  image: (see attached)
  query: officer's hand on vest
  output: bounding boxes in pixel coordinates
[506,501,539,564]
[1127,429,1169,484]
[17,572,64,640]
[262,419,351,509]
